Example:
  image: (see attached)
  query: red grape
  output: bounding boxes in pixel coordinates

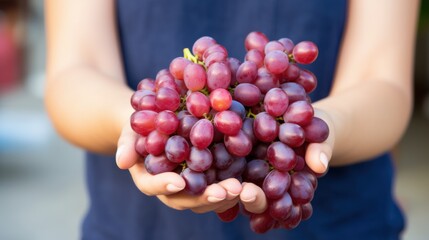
[145,154,178,175]
[292,41,318,64]
[264,88,289,117]
[187,147,213,172]
[206,62,231,91]
[209,88,232,111]
[245,31,269,53]
[192,36,217,60]
[181,168,207,195]
[169,57,191,80]
[213,110,243,136]
[165,135,190,163]
[190,119,214,149]
[130,110,158,136]
[184,63,207,91]
[264,50,289,75]
[155,110,179,135]
[224,130,252,157]
[262,170,291,200]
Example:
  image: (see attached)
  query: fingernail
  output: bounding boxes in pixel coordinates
[320,152,329,169]
[208,196,225,203]
[166,184,184,192]
[116,145,124,163]
[241,196,256,203]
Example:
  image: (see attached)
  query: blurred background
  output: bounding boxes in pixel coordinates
[0,1,428,239]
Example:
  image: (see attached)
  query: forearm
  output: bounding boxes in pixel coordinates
[45,66,134,154]
[314,78,412,166]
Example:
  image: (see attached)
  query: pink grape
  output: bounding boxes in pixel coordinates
[204,51,228,68]
[206,62,231,91]
[190,119,214,149]
[224,130,252,157]
[169,57,191,80]
[264,41,285,54]
[282,63,300,82]
[292,41,318,64]
[138,94,157,111]
[283,100,314,126]
[245,31,269,53]
[267,142,297,172]
[192,36,217,60]
[131,89,155,110]
[295,69,317,93]
[253,112,279,142]
[280,82,307,103]
[278,38,294,54]
[186,92,210,117]
[264,87,289,117]
[264,50,289,75]
[203,44,228,61]
[245,49,264,68]
[155,110,179,135]
[209,88,232,111]
[184,63,207,91]
[213,110,243,136]
[145,130,168,156]
[135,135,148,157]
[137,78,155,91]
[155,87,180,111]
[130,110,158,136]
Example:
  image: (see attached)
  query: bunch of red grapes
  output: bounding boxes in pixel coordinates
[129,31,329,233]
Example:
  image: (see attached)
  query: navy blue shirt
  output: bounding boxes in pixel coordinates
[82,0,405,239]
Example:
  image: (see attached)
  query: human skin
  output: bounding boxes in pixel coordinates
[44,0,420,214]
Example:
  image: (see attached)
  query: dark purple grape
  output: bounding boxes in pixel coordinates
[280,82,307,103]
[242,159,270,186]
[267,142,296,172]
[250,143,269,160]
[249,211,275,234]
[187,147,213,172]
[281,204,302,230]
[181,168,207,195]
[145,154,178,175]
[293,155,306,171]
[233,83,261,107]
[278,123,305,148]
[177,115,198,140]
[268,192,293,221]
[253,112,279,143]
[217,204,240,222]
[289,172,314,204]
[301,203,313,221]
[217,157,246,181]
[303,117,329,143]
[241,117,257,145]
[190,119,214,149]
[254,68,280,94]
[228,100,246,119]
[205,167,217,185]
[224,130,252,157]
[165,135,190,163]
[227,57,240,86]
[211,143,233,170]
[262,170,291,200]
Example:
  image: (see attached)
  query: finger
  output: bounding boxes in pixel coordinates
[217,178,242,200]
[157,183,227,210]
[129,162,186,196]
[240,182,267,214]
[116,125,139,169]
[305,142,332,174]
[213,199,240,213]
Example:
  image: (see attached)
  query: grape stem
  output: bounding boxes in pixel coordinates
[246,109,257,119]
[183,48,206,68]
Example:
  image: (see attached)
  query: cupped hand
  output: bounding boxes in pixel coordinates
[116,124,242,213]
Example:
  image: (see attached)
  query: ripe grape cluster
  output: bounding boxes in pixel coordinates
[129,31,329,233]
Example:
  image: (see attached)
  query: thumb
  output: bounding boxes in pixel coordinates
[305,142,332,174]
[116,125,140,169]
